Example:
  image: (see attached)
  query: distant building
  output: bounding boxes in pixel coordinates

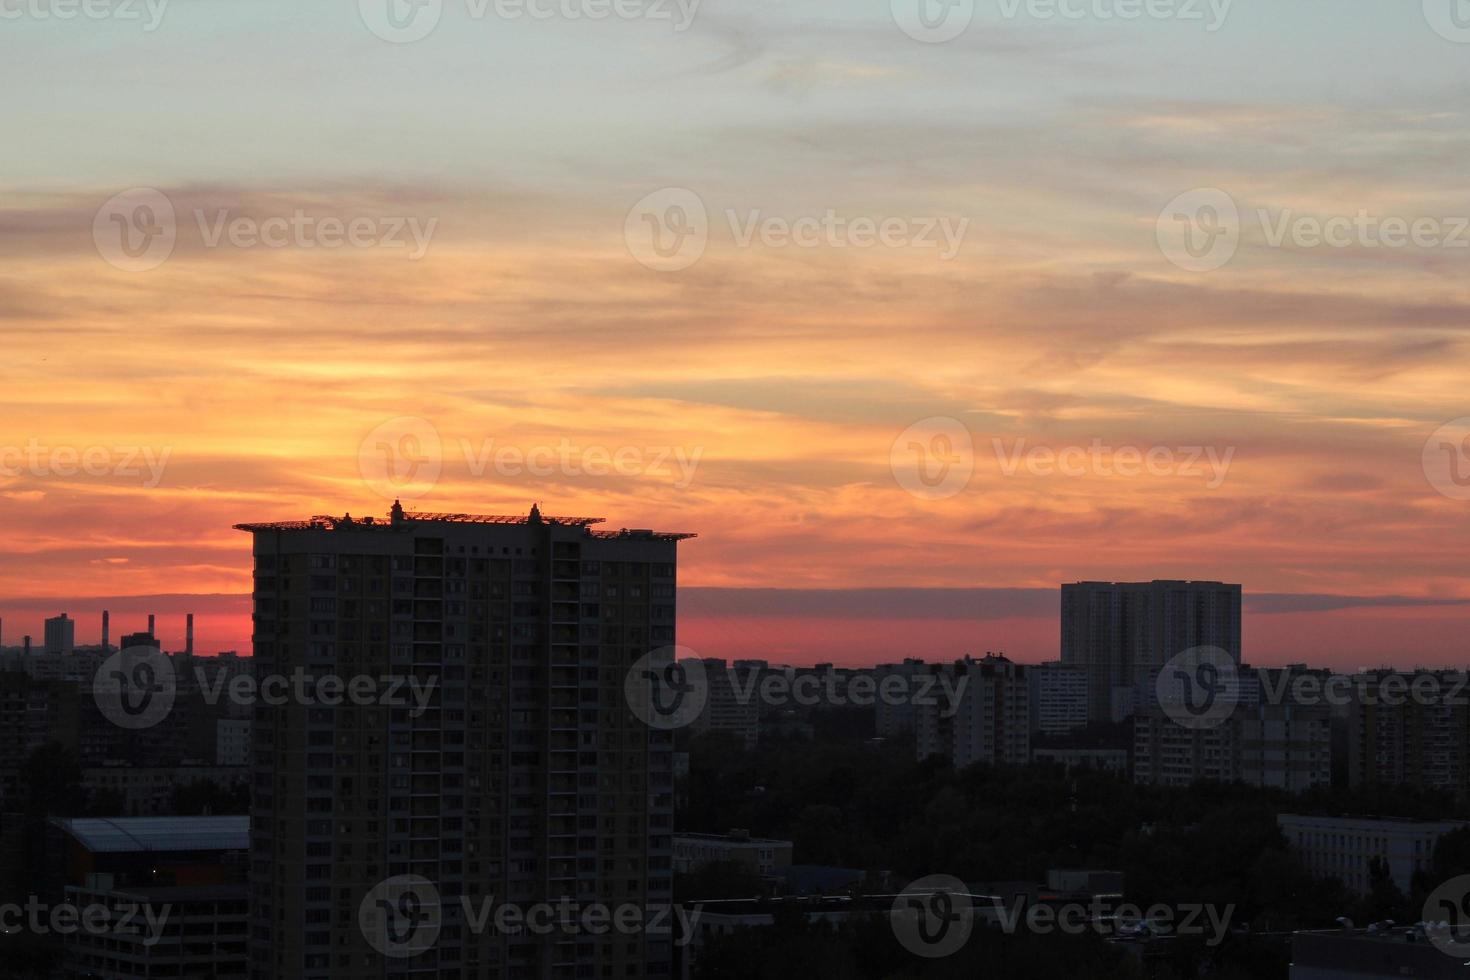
[674,830,793,876]
[215,718,249,767]
[1028,662,1089,736]
[1032,746,1128,774]
[918,655,1029,768]
[1061,580,1241,723]
[874,659,931,738]
[44,613,75,655]
[1238,701,1333,793]
[1133,667,1331,792]
[1347,669,1470,794]
[691,659,760,749]
[1279,814,1465,895]
[53,815,249,980]
[1275,811,1458,899]
[0,672,81,807]
[81,764,248,817]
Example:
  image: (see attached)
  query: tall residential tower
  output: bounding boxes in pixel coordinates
[236,503,692,979]
[1061,580,1242,722]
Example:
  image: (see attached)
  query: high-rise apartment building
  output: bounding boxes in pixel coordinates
[235,503,691,980]
[916,655,1029,768]
[1348,669,1470,793]
[1061,580,1242,723]
[689,659,759,750]
[874,659,933,739]
[1134,667,1331,791]
[44,612,75,655]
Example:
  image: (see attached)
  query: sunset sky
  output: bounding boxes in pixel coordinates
[2,0,1469,668]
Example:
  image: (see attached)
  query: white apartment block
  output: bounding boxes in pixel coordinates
[1279,814,1465,895]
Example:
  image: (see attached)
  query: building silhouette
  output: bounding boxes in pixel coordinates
[235,503,691,979]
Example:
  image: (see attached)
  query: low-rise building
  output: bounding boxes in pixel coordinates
[53,815,249,980]
[1290,926,1464,979]
[1278,813,1465,895]
[673,830,793,875]
[1032,746,1129,774]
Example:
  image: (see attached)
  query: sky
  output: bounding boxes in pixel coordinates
[2,0,1469,668]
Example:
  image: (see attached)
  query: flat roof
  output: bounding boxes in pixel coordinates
[56,816,249,854]
[236,504,694,540]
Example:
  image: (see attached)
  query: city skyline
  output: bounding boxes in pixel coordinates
[1,566,1465,671]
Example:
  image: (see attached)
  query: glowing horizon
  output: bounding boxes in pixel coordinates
[2,0,1468,667]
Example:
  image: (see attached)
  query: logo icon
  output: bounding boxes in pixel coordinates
[93,645,177,731]
[891,0,974,42]
[625,646,708,730]
[359,0,443,42]
[360,875,442,958]
[1156,646,1240,730]
[1156,188,1240,272]
[891,874,975,957]
[1424,0,1470,42]
[625,188,708,272]
[1424,876,1470,957]
[359,417,443,501]
[94,188,177,272]
[890,417,974,500]
[1423,418,1470,501]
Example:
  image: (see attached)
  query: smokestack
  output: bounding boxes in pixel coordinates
[186,614,194,656]
[102,610,110,651]
[23,635,30,656]
[148,613,155,637]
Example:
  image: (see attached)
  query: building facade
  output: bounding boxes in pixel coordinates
[236,504,690,980]
[1027,661,1089,736]
[672,831,793,876]
[917,655,1029,768]
[44,613,76,655]
[1061,580,1242,723]
[689,659,760,750]
[1279,814,1465,895]
[1348,669,1470,793]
